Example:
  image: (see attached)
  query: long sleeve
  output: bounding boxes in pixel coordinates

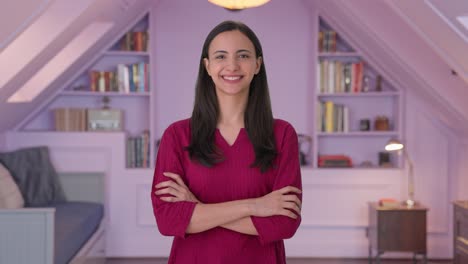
[251,124,302,245]
[151,125,196,238]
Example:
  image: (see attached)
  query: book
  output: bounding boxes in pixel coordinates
[378,198,400,208]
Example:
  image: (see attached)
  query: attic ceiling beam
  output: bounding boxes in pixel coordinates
[386,0,468,85]
[8,22,114,103]
[0,0,94,92]
[0,0,52,51]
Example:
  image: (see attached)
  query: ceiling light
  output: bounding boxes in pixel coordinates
[208,0,270,10]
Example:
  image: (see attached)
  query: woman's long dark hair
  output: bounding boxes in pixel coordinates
[186,20,277,172]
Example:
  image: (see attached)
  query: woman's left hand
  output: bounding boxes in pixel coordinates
[154,172,200,203]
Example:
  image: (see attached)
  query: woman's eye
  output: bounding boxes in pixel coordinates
[239,54,249,59]
[215,55,225,60]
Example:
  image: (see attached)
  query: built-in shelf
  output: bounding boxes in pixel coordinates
[102,51,150,56]
[60,91,150,97]
[318,52,361,57]
[317,131,399,137]
[317,92,399,97]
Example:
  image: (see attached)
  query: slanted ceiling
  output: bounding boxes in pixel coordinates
[310,0,468,135]
[0,0,467,135]
[0,0,52,51]
[0,0,154,132]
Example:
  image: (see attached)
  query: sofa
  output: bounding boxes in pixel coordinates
[0,146,105,264]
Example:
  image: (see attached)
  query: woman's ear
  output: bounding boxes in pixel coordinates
[255,56,262,74]
[204,58,211,76]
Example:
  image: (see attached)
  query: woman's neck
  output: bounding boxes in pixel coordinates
[217,95,247,129]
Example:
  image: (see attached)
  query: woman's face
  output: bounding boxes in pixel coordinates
[204,30,262,98]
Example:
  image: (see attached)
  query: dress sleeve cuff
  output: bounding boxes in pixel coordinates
[175,201,197,238]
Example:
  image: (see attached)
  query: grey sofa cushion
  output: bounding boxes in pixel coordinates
[0,146,67,206]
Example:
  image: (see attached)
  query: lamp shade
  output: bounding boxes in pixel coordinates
[385,139,404,152]
[208,0,271,10]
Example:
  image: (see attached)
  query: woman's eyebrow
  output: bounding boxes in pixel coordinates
[213,50,228,55]
[212,49,252,55]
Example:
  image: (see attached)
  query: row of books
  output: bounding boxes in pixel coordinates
[317,101,349,133]
[318,30,337,52]
[53,108,88,131]
[118,31,149,52]
[126,130,150,168]
[89,62,150,93]
[317,60,364,94]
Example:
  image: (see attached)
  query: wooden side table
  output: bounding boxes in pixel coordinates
[367,202,428,264]
[453,201,468,264]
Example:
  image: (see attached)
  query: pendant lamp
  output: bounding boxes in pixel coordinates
[208,0,271,10]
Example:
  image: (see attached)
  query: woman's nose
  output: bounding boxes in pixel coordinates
[225,57,240,70]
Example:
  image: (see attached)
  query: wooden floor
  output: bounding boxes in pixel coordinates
[106,258,453,264]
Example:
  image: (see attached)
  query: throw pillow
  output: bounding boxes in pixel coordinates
[0,146,67,207]
[0,162,25,208]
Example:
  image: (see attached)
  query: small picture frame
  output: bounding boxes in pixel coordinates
[359,119,370,131]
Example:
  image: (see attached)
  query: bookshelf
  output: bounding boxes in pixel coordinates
[20,13,153,169]
[313,17,402,169]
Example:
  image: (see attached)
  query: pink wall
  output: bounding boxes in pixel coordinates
[152,0,313,137]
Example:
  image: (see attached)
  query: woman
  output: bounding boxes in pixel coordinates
[151,20,302,264]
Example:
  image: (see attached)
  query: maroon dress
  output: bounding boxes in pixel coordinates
[151,118,302,264]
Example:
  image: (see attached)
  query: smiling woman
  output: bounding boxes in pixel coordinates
[203,30,261,99]
[150,20,302,264]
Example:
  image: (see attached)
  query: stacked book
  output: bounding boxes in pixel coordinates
[126,130,150,168]
[53,108,87,131]
[118,31,149,52]
[316,101,349,133]
[378,198,400,208]
[318,30,337,52]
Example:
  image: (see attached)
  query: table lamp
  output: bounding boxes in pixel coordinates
[385,139,415,207]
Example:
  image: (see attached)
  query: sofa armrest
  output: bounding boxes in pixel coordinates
[0,208,55,264]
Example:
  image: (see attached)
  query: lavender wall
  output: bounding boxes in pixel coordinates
[152,0,312,137]
[3,0,464,258]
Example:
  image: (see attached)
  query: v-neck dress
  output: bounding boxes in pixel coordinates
[151,118,302,264]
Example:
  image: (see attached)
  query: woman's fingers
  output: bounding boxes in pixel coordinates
[278,186,302,195]
[283,194,302,208]
[155,180,183,192]
[160,196,178,202]
[154,186,179,197]
[279,209,298,219]
[163,172,187,187]
[283,201,301,215]
[155,175,200,203]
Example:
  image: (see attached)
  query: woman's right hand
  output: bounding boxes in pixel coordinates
[154,172,201,203]
[251,186,302,219]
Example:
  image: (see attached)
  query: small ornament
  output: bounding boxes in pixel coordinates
[102,96,110,109]
[362,76,370,92]
[375,75,383,92]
